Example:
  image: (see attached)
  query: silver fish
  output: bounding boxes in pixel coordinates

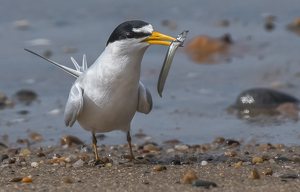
[157,30,189,97]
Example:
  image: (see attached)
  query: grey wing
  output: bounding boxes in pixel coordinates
[137,81,152,114]
[64,83,83,127]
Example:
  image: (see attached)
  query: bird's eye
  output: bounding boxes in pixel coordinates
[125,32,134,38]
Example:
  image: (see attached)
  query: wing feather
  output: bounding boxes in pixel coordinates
[137,82,152,114]
[64,83,83,127]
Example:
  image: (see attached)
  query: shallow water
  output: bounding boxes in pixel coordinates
[1,0,300,146]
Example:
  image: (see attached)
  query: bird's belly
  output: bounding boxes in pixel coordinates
[77,91,138,133]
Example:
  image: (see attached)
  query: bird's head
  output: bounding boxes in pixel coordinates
[106,20,176,52]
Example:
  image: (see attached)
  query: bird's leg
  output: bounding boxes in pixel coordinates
[92,133,99,160]
[127,131,135,161]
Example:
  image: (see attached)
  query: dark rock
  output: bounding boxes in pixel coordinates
[275,157,291,162]
[0,154,9,162]
[192,179,217,188]
[234,88,298,109]
[15,90,37,102]
[171,159,181,165]
[0,142,8,148]
[225,139,240,146]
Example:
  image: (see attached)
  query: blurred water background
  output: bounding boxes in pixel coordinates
[1,0,300,147]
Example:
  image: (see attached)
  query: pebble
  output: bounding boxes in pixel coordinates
[191,179,217,188]
[252,157,263,163]
[73,159,84,168]
[153,165,164,171]
[31,162,39,168]
[174,145,189,150]
[9,177,23,182]
[262,169,273,176]
[163,139,181,145]
[37,153,46,158]
[15,90,37,102]
[292,157,300,163]
[0,154,9,162]
[63,178,72,184]
[248,169,260,179]
[235,161,242,168]
[269,159,276,164]
[201,161,208,166]
[181,171,198,184]
[60,135,84,147]
[22,178,33,183]
[261,155,270,160]
[275,157,291,162]
[1,164,10,168]
[66,163,72,168]
[213,137,225,144]
[143,144,158,151]
[184,35,229,64]
[225,139,240,146]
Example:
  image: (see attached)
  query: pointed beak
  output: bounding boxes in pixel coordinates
[141,31,177,46]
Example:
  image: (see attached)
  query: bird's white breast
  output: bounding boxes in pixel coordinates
[76,44,148,133]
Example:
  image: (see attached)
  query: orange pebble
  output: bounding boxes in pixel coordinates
[22,178,33,183]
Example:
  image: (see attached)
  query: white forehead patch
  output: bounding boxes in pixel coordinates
[132,24,153,33]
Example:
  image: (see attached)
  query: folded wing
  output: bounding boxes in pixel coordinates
[137,82,152,114]
[64,83,83,127]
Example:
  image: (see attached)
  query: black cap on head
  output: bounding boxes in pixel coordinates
[106,20,152,46]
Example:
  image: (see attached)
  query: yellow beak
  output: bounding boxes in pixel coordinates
[141,31,177,46]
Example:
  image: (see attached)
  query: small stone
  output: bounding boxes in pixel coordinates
[73,159,84,168]
[181,171,198,184]
[101,157,109,164]
[225,139,240,146]
[63,157,71,163]
[15,90,37,102]
[0,154,9,162]
[163,139,181,145]
[249,169,260,179]
[235,161,242,168]
[269,159,276,164]
[262,169,273,176]
[63,178,72,183]
[192,179,217,188]
[188,156,197,162]
[31,162,38,168]
[252,157,263,163]
[276,157,291,162]
[262,155,270,160]
[107,163,112,167]
[1,164,10,168]
[201,161,208,166]
[174,145,189,150]
[143,144,158,151]
[66,163,72,168]
[61,135,84,147]
[153,165,164,171]
[21,149,31,156]
[50,158,64,164]
[37,153,45,158]
[22,178,33,183]
[9,177,23,182]
[292,157,300,163]
[171,159,181,165]
[213,137,225,144]
[43,50,52,58]
[40,160,44,164]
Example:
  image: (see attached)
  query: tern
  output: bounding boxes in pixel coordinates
[25,20,177,161]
